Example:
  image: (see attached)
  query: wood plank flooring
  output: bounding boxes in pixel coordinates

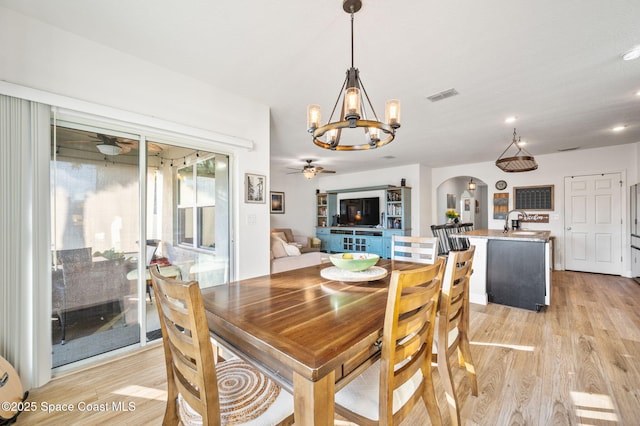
[16,271,640,425]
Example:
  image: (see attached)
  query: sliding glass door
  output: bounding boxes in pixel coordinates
[51,124,141,367]
[51,122,231,367]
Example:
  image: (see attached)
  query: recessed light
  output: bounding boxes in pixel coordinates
[622,46,640,61]
[504,116,517,124]
[636,90,640,96]
[612,125,627,132]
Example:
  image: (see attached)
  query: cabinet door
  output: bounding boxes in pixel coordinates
[487,240,546,311]
[366,237,383,255]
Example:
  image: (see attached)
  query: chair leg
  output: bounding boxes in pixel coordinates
[423,368,443,426]
[458,336,478,396]
[437,350,462,426]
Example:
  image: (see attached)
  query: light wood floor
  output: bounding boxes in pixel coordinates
[17,271,640,425]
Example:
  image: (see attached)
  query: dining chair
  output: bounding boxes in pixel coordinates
[334,257,445,426]
[149,266,294,426]
[432,246,477,426]
[390,235,439,264]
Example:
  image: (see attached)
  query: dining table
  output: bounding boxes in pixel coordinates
[200,258,425,426]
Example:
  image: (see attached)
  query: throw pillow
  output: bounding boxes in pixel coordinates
[270,236,288,259]
[283,243,301,256]
[271,231,288,243]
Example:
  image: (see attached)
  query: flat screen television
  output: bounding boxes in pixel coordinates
[339,197,380,226]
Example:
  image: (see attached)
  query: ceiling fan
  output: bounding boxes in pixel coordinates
[288,159,336,179]
[60,129,164,156]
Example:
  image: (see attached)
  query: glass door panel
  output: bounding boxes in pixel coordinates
[51,124,140,368]
[145,142,230,341]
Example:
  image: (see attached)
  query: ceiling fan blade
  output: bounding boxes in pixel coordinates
[318,170,336,174]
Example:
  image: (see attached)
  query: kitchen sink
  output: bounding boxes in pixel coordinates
[510,231,539,235]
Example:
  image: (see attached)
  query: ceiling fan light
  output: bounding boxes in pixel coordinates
[385,99,401,128]
[96,143,122,156]
[303,170,315,179]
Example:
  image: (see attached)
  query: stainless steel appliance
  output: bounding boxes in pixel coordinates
[630,184,640,283]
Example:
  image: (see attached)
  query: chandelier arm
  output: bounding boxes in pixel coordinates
[357,75,380,122]
[327,74,349,124]
[496,141,516,160]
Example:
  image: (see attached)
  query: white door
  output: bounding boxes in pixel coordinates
[564,173,622,274]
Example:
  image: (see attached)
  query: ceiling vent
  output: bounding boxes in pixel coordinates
[557,146,580,152]
[427,88,459,102]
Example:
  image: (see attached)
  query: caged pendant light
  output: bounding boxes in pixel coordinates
[495,128,538,172]
[306,0,400,151]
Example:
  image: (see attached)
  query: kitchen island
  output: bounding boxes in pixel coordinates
[451,229,552,311]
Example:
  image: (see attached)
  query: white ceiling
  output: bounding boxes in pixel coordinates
[3,0,640,175]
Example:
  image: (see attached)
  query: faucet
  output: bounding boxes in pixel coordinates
[504,209,529,232]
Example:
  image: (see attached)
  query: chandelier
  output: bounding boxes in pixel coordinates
[495,128,538,172]
[306,0,400,151]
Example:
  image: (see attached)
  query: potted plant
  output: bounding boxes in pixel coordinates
[445,209,460,223]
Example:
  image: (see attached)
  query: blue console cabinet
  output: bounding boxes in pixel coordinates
[315,186,411,259]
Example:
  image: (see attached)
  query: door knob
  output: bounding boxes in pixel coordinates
[566,227,572,230]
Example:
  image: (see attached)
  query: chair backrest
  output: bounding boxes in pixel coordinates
[145,245,157,266]
[149,266,220,425]
[391,235,439,264]
[430,225,452,256]
[58,247,92,266]
[379,257,445,425]
[447,222,474,252]
[438,246,475,352]
[431,223,474,255]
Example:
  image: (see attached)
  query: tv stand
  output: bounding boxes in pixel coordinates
[316,186,411,258]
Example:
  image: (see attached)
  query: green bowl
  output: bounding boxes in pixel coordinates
[329,253,380,272]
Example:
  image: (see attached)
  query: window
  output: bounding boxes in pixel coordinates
[177,157,216,250]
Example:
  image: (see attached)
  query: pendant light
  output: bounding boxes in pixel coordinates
[307,0,400,151]
[495,128,538,172]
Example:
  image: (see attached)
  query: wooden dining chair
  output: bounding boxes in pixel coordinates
[149,266,294,426]
[334,258,445,426]
[432,246,477,426]
[391,235,439,264]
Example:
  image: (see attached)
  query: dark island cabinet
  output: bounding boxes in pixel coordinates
[487,239,546,311]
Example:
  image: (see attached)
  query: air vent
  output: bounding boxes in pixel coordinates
[427,88,459,102]
[558,146,580,152]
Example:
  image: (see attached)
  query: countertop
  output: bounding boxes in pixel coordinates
[451,229,551,242]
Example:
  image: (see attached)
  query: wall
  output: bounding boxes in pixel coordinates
[0,6,272,280]
[433,143,639,274]
[271,164,430,237]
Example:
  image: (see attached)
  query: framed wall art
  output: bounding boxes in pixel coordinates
[245,173,266,203]
[270,191,285,214]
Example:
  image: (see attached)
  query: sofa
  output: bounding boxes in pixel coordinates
[270,228,321,254]
[270,229,327,273]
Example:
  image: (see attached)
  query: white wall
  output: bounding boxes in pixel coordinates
[433,143,639,274]
[271,164,430,238]
[0,6,271,280]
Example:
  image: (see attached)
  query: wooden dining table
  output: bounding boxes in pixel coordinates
[200,258,424,426]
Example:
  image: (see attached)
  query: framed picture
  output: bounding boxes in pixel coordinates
[270,191,285,214]
[244,173,266,203]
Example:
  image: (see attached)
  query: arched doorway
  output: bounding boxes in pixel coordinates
[436,176,488,228]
